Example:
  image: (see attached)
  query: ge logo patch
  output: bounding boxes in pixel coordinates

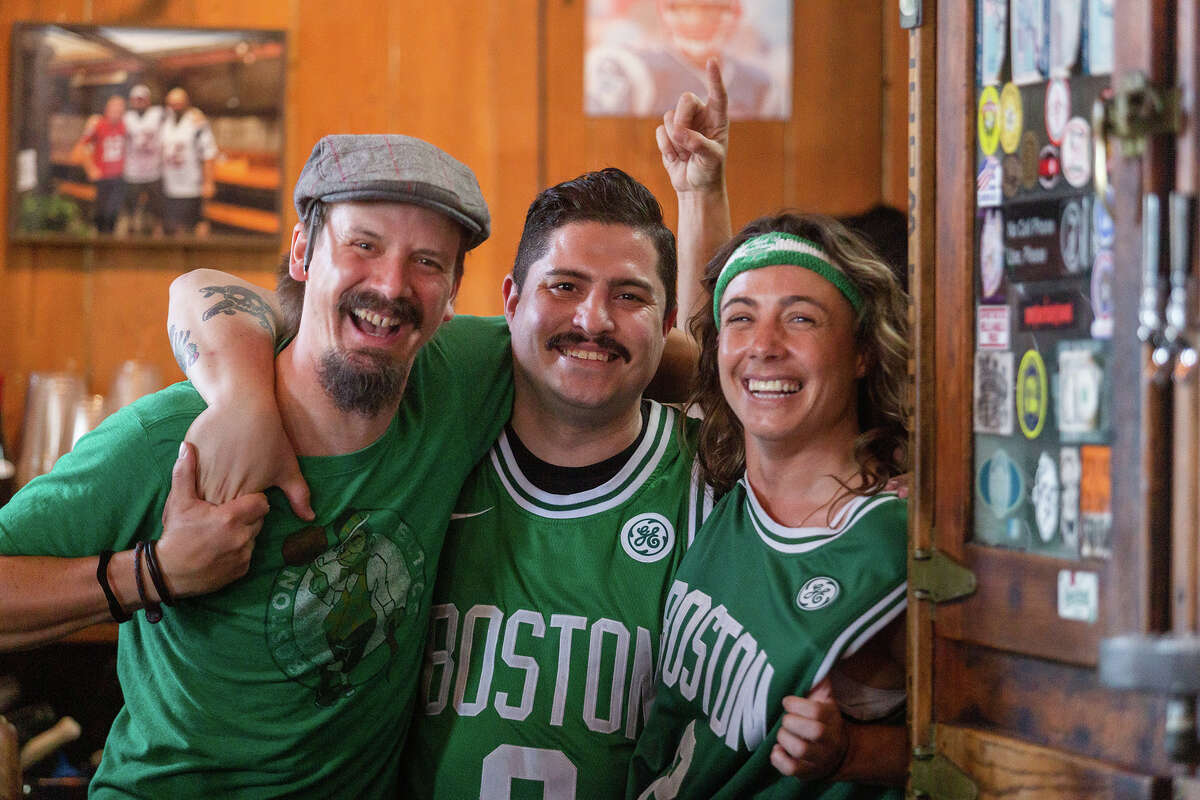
[620,513,674,563]
[797,577,840,611]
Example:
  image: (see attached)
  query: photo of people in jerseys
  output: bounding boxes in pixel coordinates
[11,24,283,242]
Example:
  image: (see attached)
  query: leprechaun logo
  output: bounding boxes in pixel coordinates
[267,510,425,706]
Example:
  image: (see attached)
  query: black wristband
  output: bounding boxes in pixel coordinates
[134,542,163,624]
[144,539,174,607]
[96,550,131,623]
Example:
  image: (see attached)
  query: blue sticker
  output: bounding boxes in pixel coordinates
[978,448,1025,519]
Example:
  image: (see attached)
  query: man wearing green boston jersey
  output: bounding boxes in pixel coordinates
[398,164,716,798]
[0,134,513,798]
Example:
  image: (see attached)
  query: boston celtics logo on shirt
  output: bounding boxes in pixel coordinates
[267,509,425,706]
[796,577,840,611]
[619,512,675,563]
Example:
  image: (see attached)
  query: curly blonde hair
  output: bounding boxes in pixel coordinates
[687,212,911,497]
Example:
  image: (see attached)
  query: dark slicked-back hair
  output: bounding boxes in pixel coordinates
[512,168,677,317]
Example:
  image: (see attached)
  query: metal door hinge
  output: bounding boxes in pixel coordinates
[1095,71,1181,158]
[911,548,976,604]
[909,745,978,800]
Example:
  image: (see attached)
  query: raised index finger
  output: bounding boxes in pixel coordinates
[704,58,729,119]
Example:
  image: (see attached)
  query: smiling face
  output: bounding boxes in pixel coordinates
[657,0,740,61]
[504,221,673,425]
[716,264,864,453]
[290,201,463,415]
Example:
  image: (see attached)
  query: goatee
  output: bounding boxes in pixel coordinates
[317,348,405,417]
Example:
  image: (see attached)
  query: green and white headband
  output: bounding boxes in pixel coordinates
[712,232,864,328]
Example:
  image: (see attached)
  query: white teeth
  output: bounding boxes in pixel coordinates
[747,379,799,394]
[563,348,611,362]
[352,308,399,329]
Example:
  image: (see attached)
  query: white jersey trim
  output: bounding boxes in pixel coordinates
[741,478,901,554]
[490,403,677,519]
[810,581,907,691]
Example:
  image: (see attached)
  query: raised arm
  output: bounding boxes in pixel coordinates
[0,444,268,651]
[167,269,312,518]
[658,58,732,332]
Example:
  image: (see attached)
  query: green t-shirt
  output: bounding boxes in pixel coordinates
[0,315,512,799]
[400,404,709,799]
[628,482,907,800]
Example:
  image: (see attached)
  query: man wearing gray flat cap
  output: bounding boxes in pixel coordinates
[0,134,514,798]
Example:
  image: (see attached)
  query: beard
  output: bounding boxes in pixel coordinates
[317,348,406,417]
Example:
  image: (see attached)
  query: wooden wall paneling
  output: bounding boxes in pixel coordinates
[906,0,937,760]
[880,0,907,211]
[934,639,1175,777]
[930,0,972,562]
[785,2,883,217]
[935,723,1171,800]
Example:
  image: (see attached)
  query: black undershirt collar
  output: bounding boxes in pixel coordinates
[503,401,652,494]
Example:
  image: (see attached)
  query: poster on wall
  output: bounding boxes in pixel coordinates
[584,0,791,120]
[8,23,285,246]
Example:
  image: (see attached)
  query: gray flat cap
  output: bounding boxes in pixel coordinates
[294,134,490,249]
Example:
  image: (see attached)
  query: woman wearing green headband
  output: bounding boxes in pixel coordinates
[630,213,910,798]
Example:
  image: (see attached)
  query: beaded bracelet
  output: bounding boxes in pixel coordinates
[95,550,131,623]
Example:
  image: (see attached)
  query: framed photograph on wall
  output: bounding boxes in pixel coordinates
[8,23,285,247]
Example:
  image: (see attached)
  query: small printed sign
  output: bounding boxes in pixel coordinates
[979,0,1008,86]
[975,350,1015,435]
[1058,570,1099,623]
[1012,0,1048,85]
[1085,0,1114,75]
[1080,445,1112,559]
[1049,0,1083,76]
[1060,447,1081,551]
[978,157,1004,207]
[978,305,1011,350]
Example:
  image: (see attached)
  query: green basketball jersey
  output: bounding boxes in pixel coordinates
[399,402,710,799]
[628,480,908,800]
[0,315,512,799]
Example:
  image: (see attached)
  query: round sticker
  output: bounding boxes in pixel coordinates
[1020,131,1040,189]
[1017,349,1048,439]
[1033,451,1060,543]
[980,208,1004,299]
[1059,199,1085,273]
[1038,144,1062,190]
[1062,116,1092,187]
[1044,78,1071,144]
[977,448,1024,519]
[1000,83,1024,154]
[1002,154,1022,198]
[620,513,675,563]
[1093,191,1114,251]
[796,577,840,611]
[978,86,1001,156]
[1091,250,1114,339]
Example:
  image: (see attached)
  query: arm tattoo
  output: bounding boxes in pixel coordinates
[199,285,277,337]
[168,323,200,374]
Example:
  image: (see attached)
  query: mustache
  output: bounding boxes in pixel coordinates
[338,289,423,328]
[545,331,631,363]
